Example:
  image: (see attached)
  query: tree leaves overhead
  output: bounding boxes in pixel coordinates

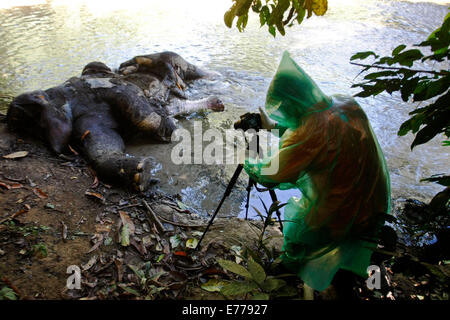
[224,0,328,36]
[351,12,450,151]
[421,174,450,187]
[350,51,379,61]
[419,12,450,60]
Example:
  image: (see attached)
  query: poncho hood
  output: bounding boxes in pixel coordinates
[265,51,333,129]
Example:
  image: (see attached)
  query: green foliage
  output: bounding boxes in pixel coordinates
[217,257,298,299]
[214,199,298,300]
[351,12,450,150]
[3,221,50,237]
[224,0,328,36]
[253,199,286,251]
[351,12,449,201]
[0,286,17,300]
[421,174,450,187]
[32,243,48,259]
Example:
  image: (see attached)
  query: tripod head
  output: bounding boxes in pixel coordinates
[196,112,283,250]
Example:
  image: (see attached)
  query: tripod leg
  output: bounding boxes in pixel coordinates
[244,178,254,220]
[196,164,244,250]
[269,189,283,232]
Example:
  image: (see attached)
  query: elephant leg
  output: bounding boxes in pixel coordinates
[87,80,177,142]
[73,115,156,191]
[166,96,225,116]
[118,51,219,81]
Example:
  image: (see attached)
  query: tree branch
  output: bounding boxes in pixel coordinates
[350,62,448,77]
[283,7,295,25]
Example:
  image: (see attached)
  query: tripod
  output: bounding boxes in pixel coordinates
[196,135,283,250]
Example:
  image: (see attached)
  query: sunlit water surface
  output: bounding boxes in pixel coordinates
[0,0,448,219]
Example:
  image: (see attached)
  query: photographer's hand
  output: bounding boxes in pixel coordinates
[258,107,277,130]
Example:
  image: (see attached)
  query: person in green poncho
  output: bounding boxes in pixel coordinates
[244,51,391,295]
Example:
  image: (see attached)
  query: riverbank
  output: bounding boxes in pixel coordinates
[0,116,448,300]
[0,116,286,300]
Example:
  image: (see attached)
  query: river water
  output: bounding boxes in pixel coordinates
[0,0,448,219]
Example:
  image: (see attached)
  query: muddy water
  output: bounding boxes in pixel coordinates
[0,0,448,219]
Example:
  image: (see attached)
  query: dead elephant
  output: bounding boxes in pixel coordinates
[7,51,224,191]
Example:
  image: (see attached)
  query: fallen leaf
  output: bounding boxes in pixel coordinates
[91,176,99,189]
[119,214,134,247]
[3,151,28,159]
[60,221,68,241]
[121,224,131,247]
[191,231,204,238]
[170,234,181,249]
[68,144,79,156]
[0,181,24,190]
[201,279,226,292]
[0,182,11,189]
[103,236,113,245]
[87,166,99,188]
[142,235,152,248]
[130,238,147,256]
[81,255,98,271]
[174,251,187,257]
[0,209,28,224]
[155,254,165,263]
[95,224,112,233]
[186,238,198,249]
[85,191,105,203]
[231,245,243,264]
[202,268,225,276]
[169,270,187,282]
[87,234,104,253]
[115,258,124,282]
[45,203,55,209]
[83,280,98,289]
[119,211,135,234]
[118,283,140,296]
[80,130,90,141]
[33,187,48,199]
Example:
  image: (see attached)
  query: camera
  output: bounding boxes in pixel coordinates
[233,112,262,131]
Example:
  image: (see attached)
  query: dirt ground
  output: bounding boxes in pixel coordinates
[0,117,286,300]
[0,115,448,301]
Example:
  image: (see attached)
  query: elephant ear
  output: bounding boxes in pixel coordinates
[40,105,72,154]
[8,91,72,154]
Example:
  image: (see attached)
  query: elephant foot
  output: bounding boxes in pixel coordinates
[94,155,158,192]
[131,157,159,192]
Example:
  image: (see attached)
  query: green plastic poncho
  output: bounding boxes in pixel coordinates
[244,52,391,291]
